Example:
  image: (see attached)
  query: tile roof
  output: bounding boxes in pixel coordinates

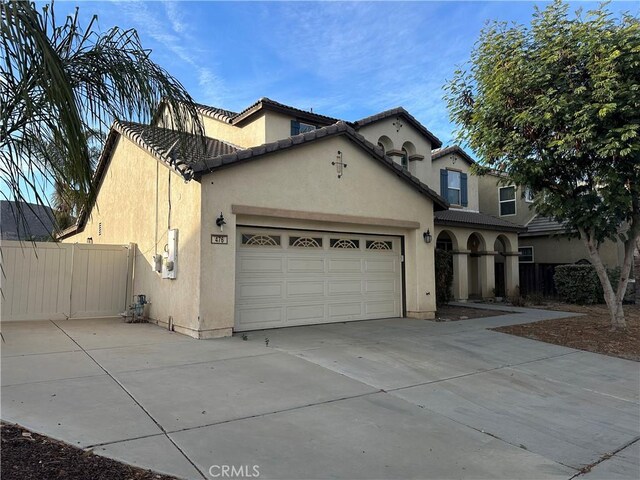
[59,118,449,240]
[192,97,341,126]
[434,209,527,232]
[521,215,569,237]
[192,99,443,150]
[231,97,341,126]
[192,102,238,122]
[116,122,238,178]
[431,146,476,165]
[1,200,55,241]
[353,107,442,148]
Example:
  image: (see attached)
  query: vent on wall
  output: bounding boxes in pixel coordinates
[98,222,103,236]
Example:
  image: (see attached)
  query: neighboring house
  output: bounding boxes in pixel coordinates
[60,98,522,339]
[478,173,628,296]
[1,200,55,241]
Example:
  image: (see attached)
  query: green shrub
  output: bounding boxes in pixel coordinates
[554,264,632,304]
[554,264,602,304]
[435,249,453,306]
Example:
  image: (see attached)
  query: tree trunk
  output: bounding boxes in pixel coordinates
[579,228,627,330]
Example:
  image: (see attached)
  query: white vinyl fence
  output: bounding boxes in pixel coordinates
[1,241,133,322]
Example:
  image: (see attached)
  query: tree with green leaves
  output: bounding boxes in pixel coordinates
[1,1,204,236]
[445,0,639,330]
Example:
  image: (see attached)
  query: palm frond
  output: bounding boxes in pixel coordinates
[1,1,204,238]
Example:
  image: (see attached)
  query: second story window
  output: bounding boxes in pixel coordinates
[401,148,409,170]
[448,171,461,204]
[499,186,516,216]
[440,169,468,206]
[291,120,316,136]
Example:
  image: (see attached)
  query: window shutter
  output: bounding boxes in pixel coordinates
[461,172,468,207]
[290,120,300,136]
[440,169,448,199]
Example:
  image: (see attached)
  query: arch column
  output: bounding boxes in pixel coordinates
[478,251,498,299]
[503,252,520,296]
[451,250,469,301]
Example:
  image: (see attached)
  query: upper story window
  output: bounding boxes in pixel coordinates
[499,186,516,216]
[291,120,316,136]
[519,246,534,263]
[440,169,468,207]
[401,148,409,170]
[524,187,534,203]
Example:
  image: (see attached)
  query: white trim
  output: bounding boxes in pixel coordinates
[518,246,534,263]
[498,185,517,217]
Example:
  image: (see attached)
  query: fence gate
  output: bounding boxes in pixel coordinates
[1,241,132,322]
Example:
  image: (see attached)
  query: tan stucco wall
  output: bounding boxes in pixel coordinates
[477,174,534,225]
[200,135,437,334]
[201,114,266,148]
[63,136,203,336]
[264,111,297,143]
[520,235,623,267]
[157,106,267,148]
[356,118,433,186]
[431,154,479,211]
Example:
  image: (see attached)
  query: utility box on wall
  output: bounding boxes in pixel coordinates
[162,229,178,280]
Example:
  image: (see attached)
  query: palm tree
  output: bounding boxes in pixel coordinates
[1,1,204,236]
[44,130,104,231]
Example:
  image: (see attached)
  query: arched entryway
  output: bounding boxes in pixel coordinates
[466,232,486,299]
[494,235,511,297]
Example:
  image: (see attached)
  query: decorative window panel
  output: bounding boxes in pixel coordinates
[241,234,281,246]
[366,240,392,250]
[330,238,360,249]
[289,237,323,248]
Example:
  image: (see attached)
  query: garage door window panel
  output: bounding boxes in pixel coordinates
[241,234,282,246]
[289,236,323,248]
[330,238,360,249]
[366,240,393,250]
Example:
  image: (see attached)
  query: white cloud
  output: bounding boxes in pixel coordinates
[108,0,228,106]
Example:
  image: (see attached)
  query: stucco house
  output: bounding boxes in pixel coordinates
[60,98,523,338]
[477,173,631,296]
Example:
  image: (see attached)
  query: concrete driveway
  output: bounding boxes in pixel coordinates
[1,306,638,480]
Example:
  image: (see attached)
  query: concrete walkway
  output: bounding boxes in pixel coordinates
[1,307,638,479]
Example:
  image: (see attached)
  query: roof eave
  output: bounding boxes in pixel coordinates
[354,108,443,149]
[434,218,527,233]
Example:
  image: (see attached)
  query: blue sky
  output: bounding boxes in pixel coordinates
[50,0,638,147]
[6,0,635,204]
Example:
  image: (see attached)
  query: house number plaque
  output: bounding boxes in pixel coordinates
[211,234,228,245]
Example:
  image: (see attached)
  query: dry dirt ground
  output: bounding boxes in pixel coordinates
[494,304,640,361]
[434,304,511,322]
[0,423,178,480]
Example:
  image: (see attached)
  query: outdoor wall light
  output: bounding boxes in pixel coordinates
[423,229,432,244]
[215,212,226,231]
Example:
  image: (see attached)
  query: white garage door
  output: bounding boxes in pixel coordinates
[235,228,403,331]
